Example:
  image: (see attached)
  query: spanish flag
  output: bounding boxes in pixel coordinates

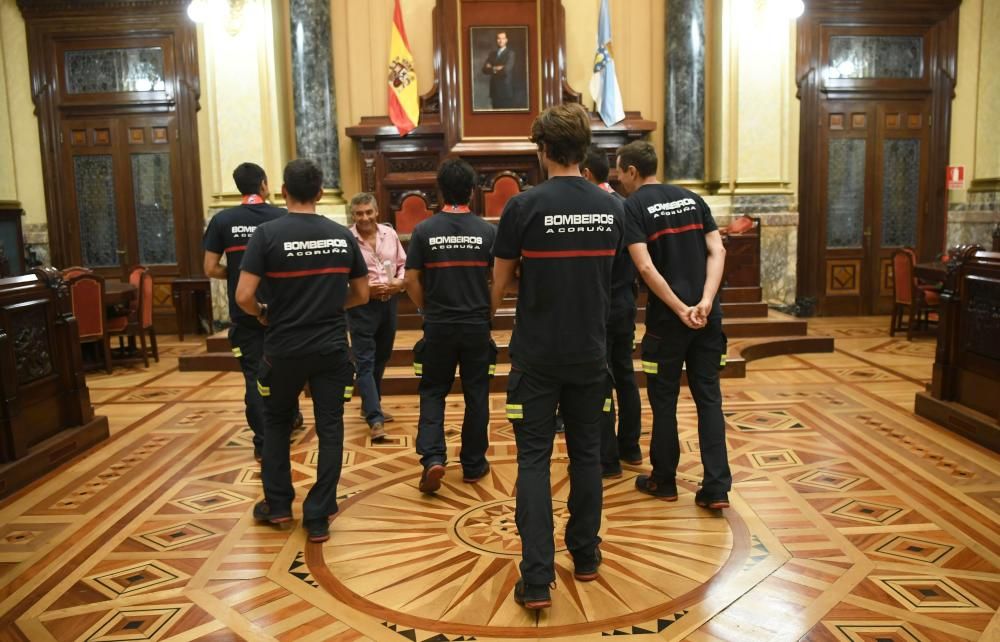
[387,0,419,136]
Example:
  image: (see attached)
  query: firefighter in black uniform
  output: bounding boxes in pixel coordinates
[492,103,624,610]
[617,140,732,510]
[203,163,301,462]
[405,158,497,493]
[236,159,370,543]
[580,148,643,477]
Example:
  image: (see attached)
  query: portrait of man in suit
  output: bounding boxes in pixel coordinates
[471,26,529,112]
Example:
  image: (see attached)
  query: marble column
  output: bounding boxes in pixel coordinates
[665,0,705,182]
[289,0,340,189]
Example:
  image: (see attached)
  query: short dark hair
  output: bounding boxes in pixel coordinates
[232,162,267,196]
[282,159,323,203]
[580,147,610,182]
[437,158,477,205]
[616,141,658,178]
[530,103,591,167]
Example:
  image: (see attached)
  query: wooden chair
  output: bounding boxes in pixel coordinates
[108,265,158,367]
[394,191,434,236]
[67,273,113,373]
[890,248,940,340]
[482,172,526,219]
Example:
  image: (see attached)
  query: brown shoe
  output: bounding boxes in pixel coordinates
[419,464,446,493]
[370,422,387,442]
[360,410,394,422]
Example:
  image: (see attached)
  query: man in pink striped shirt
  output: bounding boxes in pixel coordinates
[348,193,407,441]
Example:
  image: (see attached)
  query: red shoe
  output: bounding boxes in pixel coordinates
[419,464,446,494]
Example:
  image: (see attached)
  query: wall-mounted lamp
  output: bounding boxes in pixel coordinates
[187,0,247,35]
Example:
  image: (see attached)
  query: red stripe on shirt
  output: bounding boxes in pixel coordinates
[225,244,247,253]
[264,267,352,278]
[647,223,704,241]
[521,249,617,259]
[423,260,489,269]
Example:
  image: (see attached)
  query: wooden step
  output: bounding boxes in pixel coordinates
[205,331,230,353]
[179,351,241,372]
[720,286,762,303]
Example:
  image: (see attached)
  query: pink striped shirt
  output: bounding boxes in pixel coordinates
[350,223,407,286]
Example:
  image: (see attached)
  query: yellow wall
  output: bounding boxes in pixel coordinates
[973,0,1000,185]
[0,0,47,223]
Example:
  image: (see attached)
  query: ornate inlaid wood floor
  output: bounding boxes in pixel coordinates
[1,318,997,641]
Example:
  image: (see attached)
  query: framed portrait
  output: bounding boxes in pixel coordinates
[470,26,530,112]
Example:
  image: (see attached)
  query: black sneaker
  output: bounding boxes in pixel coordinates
[573,547,602,582]
[635,475,678,500]
[303,518,330,543]
[513,579,552,610]
[292,412,304,430]
[694,491,730,510]
[554,415,565,434]
[463,462,490,483]
[419,463,446,494]
[253,447,262,463]
[602,467,623,479]
[252,500,291,524]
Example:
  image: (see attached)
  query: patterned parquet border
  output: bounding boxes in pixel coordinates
[0,318,996,641]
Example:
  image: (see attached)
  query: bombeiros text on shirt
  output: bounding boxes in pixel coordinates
[283,238,349,256]
[646,198,698,218]
[543,213,616,234]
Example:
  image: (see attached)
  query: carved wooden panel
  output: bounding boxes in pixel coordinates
[961,275,1000,361]
[829,113,844,130]
[7,302,53,385]
[851,113,867,128]
[70,130,87,145]
[907,113,922,129]
[152,126,168,143]
[879,258,894,296]
[386,156,439,175]
[826,259,862,295]
[128,127,144,144]
[93,128,111,145]
[885,113,901,129]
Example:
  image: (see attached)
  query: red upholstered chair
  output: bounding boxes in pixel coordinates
[62,266,92,280]
[890,248,940,340]
[394,191,434,236]
[721,215,755,237]
[68,273,113,373]
[483,172,526,219]
[108,265,158,367]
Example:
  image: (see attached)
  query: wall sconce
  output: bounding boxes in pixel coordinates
[187,0,247,35]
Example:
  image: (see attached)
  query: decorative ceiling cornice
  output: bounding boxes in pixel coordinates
[18,0,189,15]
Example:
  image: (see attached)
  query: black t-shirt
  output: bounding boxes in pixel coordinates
[608,191,637,324]
[493,176,625,366]
[203,203,286,327]
[623,183,721,332]
[405,210,496,325]
[240,213,368,357]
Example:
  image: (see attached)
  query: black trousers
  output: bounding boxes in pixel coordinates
[348,298,397,425]
[600,312,643,472]
[507,359,610,584]
[258,351,354,521]
[414,322,493,475]
[641,319,732,498]
[229,323,266,451]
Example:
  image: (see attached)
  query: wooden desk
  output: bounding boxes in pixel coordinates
[103,281,136,306]
[914,261,947,282]
[172,277,212,341]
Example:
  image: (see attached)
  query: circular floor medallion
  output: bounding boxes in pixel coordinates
[314,459,751,638]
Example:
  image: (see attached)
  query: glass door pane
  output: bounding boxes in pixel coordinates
[826,138,866,249]
[130,152,175,265]
[72,154,120,267]
[881,138,920,248]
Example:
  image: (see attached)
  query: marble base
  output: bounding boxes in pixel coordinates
[947,190,999,250]
[717,195,798,305]
[23,222,50,267]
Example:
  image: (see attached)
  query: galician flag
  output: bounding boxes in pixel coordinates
[589,0,625,127]
[387,0,419,135]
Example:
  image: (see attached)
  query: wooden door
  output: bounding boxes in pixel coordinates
[61,115,185,281]
[818,99,931,315]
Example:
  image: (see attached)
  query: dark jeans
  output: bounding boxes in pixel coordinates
[601,312,642,472]
[507,359,610,585]
[414,323,493,475]
[258,351,354,521]
[641,319,732,498]
[348,298,397,425]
